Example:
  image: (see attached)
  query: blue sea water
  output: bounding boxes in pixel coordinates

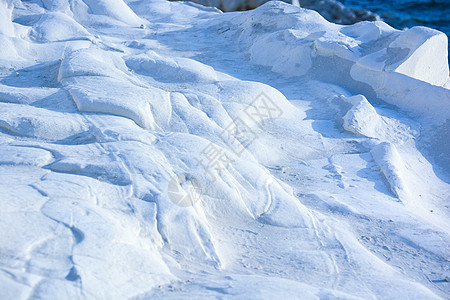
[340,0,450,63]
[340,0,449,33]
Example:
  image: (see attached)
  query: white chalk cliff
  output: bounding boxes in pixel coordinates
[175,0,379,24]
[0,0,449,299]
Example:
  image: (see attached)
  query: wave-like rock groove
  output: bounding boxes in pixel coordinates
[0,0,449,299]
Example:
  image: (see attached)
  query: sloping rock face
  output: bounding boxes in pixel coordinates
[171,0,379,24]
[0,0,449,299]
[220,3,449,120]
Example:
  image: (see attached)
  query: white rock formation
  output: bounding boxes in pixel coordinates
[219,3,450,122]
[0,0,449,299]
[172,0,379,24]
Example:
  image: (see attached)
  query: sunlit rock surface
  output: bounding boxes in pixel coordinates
[0,0,449,299]
[171,0,379,24]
